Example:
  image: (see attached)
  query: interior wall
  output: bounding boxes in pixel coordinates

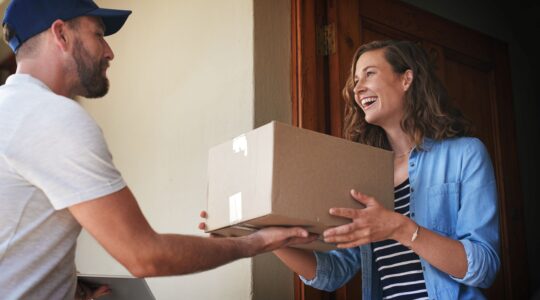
[76,1,256,299]
[402,0,540,295]
[252,0,294,299]
[253,0,292,128]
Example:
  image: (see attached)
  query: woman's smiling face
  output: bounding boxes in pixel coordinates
[353,48,411,129]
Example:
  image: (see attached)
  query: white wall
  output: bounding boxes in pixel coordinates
[77,1,258,299]
[76,0,294,299]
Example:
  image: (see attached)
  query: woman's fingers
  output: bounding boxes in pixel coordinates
[323,221,358,237]
[329,207,360,219]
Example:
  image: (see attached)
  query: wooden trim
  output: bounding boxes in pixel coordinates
[290,0,330,133]
[326,0,361,138]
[358,0,494,61]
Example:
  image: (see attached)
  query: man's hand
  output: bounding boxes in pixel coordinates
[243,226,318,255]
[75,281,110,300]
[199,210,318,255]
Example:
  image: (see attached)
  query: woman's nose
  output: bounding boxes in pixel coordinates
[353,80,366,95]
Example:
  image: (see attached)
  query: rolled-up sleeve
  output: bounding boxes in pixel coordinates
[300,247,362,292]
[452,139,500,287]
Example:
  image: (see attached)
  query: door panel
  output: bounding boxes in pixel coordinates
[445,59,495,153]
[292,0,528,299]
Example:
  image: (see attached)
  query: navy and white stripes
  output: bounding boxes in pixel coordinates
[372,179,429,300]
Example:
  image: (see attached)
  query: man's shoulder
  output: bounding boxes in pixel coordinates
[2,81,84,115]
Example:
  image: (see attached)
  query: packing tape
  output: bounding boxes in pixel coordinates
[229,192,242,223]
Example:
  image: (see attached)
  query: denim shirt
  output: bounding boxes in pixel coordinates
[301,137,500,299]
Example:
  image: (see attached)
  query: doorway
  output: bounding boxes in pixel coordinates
[291,0,529,299]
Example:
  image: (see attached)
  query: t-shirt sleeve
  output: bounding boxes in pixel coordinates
[6,100,126,209]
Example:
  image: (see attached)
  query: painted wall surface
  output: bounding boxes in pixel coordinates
[252,0,295,299]
[76,1,256,299]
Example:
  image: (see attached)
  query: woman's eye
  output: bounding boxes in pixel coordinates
[366,71,375,77]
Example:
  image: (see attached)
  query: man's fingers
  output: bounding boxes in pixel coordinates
[285,234,319,246]
[284,227,309,238]
[91,285,111,298]
[198,222,206,230]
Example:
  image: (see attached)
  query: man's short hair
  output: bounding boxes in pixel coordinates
[2,22,42,59]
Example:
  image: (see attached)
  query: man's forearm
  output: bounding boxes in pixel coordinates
[69,187,312,278]
[129,234,256,277]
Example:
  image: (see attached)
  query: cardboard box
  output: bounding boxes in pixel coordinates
[206,121,393,251]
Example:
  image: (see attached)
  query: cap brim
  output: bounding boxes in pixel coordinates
[87,8,132,36]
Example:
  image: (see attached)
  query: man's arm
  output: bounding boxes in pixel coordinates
[69,187,312,277]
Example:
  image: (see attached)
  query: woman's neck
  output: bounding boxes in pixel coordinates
[385,127,414,156]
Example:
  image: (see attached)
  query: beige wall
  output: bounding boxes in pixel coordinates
[252,0,294,299]
[76,0,292,299]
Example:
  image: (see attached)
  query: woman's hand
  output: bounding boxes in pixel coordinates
[323,189,408,248]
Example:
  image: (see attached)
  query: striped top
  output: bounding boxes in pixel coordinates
[372,179,429,300]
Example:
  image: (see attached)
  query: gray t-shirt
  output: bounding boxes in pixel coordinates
[0,74,126,299]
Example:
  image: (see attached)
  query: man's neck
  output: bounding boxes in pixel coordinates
[16,61,76,99]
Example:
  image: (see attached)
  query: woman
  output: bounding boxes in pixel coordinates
[273,40,500,299]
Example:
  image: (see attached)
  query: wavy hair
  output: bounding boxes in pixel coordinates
[342,40,471,149]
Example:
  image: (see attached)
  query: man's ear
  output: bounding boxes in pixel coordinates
[402,69,413,91]
[50,19,70,51]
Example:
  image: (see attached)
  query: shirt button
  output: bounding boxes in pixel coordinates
[411,212,415,217]
[410,162,415,167]
[411,187,414,192]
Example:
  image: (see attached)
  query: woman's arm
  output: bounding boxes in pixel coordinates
[323,191,467,278]
[273,247,317,279]
[274,245,363,292]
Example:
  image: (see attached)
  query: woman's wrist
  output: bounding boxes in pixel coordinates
[392,215,418,247]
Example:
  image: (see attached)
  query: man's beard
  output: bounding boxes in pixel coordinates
[72,38,110,98]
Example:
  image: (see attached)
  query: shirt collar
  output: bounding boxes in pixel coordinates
[5,74,53,93]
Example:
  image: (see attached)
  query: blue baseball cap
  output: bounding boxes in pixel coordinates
[3,0,132,52]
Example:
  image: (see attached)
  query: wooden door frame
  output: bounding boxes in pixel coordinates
[291,0,530,299]
[291,0,330,134]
